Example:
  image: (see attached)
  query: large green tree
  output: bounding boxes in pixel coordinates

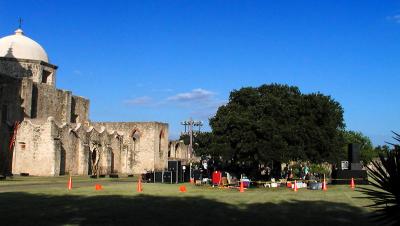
[209,84,345,175]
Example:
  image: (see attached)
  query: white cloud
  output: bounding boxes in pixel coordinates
[388,14,400,23]
[167,88,215,102]
[122,89,226,119]
[167,89,226,117]
[124,96,153,105]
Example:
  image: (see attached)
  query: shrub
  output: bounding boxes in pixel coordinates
[309,163,330,177]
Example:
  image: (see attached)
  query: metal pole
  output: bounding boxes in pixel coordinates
[181,118,203,182]
[189,117,193,159]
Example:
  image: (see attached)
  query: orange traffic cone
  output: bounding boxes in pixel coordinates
[350,177,355,189]
[179,185,187,192]
[67,175,72,190]
[137,176,143,192]
[239,181,245,193]
[95,184,102,190]
[293,180,298,192]
[322,175,327,191]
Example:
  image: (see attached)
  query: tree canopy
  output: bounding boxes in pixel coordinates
[206,84,345,175]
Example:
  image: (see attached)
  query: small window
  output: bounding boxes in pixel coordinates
[19,142,26,150]
[42,70,51,84]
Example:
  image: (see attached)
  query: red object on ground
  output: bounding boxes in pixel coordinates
[350,177,355,189]
[68,176,72,190]
[95,184,102,190]
[322,178,327,191]
[287,182,292,188]
[239,181,244,193]
[293,180,298,192]
[212,171,222,185]
[137,177,143,192]
[179,185,187,192]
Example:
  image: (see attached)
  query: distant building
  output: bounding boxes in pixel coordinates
[0,28,171,176]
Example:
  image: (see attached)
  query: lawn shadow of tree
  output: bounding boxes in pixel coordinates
[0,192,375,226]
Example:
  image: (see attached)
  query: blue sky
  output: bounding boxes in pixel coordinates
[0,1,399,145]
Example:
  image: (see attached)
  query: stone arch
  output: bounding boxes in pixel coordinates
[175,143,180,158]
[88,141,101,176]
[168,142,172,158]
[131,129,140,160]
[110,147,115,174]
[125,129,140,173]
[159,129,165,158]
[59,146,66,175]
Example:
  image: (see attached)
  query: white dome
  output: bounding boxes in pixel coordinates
[0,29,49,63]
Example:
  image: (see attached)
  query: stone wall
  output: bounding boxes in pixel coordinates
[20,78,33,118]
[12,118,59,176]
[71,95,89,124]
[33,83,72,123]
[12,118,124,176]
[1,57,170,177]
[93,122,169,174]
[0,57,57,86]
[32,84,90,125]
[58,124,80,175]
[168,140,189,160]
[83,126,122,175]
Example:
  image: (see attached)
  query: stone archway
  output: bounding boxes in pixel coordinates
[110,151,115,173]
[125,129,141,173]
[59,146,66,175]
[89,141,101,176]
[175,143,180,158]
[159,130,165,158]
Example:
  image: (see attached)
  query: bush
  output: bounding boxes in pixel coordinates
[309,163,330,177]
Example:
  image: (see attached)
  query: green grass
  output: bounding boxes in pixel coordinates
[0,176,378,226]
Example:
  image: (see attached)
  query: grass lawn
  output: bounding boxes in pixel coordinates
[0,176,378,226]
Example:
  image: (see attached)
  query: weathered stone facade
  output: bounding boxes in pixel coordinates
[0,57,57,86]
[168,140,189,161]
[12,118,126,176]
[0,32,170,176]
[167,140,200,166]
[93,122,169,173]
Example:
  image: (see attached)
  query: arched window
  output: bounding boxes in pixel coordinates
[168,142,172,158]
[175,143,180,158]
[159,130,164,158]
[131,129,141,164]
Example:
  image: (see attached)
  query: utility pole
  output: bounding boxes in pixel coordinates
[181,118,203,181]
[181,118,203,159]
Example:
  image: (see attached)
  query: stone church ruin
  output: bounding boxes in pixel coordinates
[0,28,176,176]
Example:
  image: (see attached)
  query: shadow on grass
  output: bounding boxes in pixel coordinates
[0,192,374,226]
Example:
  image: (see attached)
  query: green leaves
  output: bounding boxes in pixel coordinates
[208,83,345,175]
